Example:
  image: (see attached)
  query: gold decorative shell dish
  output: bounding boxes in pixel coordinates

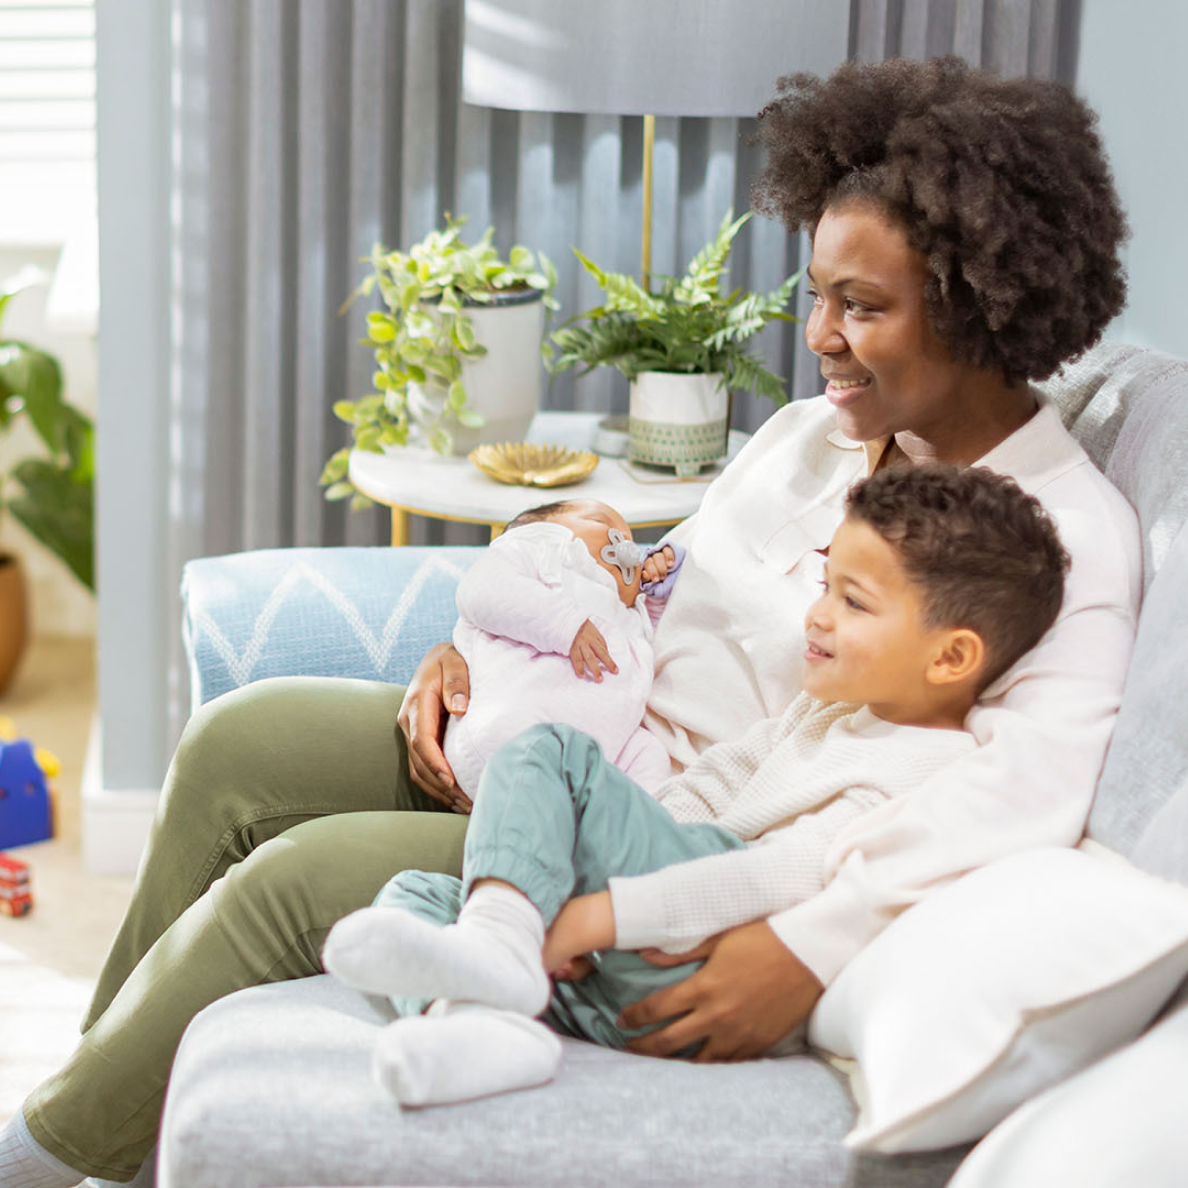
[468,441,599,488]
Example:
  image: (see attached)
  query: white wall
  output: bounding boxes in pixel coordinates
[1076,0,1188,359]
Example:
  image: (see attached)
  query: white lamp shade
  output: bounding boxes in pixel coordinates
[462,0,850,118]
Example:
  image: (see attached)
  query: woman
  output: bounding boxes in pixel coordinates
[3,56,1140,1186]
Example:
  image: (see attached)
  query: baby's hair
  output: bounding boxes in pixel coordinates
[503,500,580,533]
[845,464,1070,691]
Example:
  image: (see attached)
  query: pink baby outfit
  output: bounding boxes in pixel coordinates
[444,521,671,799]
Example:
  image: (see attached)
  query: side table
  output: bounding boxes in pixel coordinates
[348,411,749,546]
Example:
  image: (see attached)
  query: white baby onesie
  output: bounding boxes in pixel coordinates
[444,522,671,798]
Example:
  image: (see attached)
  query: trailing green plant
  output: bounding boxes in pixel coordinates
[0,274,93,590]
[321,217,557,507]
[549,210,801,406]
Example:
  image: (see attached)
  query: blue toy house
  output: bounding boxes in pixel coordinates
[0,739,54,849]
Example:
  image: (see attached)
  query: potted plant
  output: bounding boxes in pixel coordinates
[321,217,557,508]
[549,210,801,475]
[0,273,95,691]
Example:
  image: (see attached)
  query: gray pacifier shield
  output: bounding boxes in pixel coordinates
[600,529,642,584]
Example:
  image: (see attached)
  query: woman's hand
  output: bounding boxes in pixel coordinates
[570,620,617,682]
[397,642,473,812]
[543,892,615,975]
[617,920,823,1062]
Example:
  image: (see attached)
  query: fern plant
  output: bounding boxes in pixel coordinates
[548,210,801,406]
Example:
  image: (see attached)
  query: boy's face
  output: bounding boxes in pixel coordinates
[550,500,641,606]
[802,516,952,723]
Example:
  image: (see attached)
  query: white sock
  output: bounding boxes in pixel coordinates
[374,1002,562,1107]
[0,1111,85,1188]
[322,884,549,1015]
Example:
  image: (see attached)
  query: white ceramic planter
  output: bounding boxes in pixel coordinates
[407,289,544,455]
[628,371,729,476]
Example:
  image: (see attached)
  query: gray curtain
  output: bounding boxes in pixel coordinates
[165,0,1079,747]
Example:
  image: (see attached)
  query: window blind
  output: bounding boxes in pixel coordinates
[0,0,96,243]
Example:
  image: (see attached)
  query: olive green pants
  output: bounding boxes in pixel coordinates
[24,676,467,1182]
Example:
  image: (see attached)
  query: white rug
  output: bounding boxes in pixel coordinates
[0,935,93,1124]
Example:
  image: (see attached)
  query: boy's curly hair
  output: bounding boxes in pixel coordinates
[752,56,1128,383]
[845,464,1070,691]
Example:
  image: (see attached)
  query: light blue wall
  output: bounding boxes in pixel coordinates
[95,0,172,794]
[1077,0,1188,359]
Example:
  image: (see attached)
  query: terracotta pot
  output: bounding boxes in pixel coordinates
[0,554,29,695]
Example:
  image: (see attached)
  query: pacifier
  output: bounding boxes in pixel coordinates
[600,528,643,585]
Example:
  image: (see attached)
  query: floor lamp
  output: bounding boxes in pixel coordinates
[461,0,848,289]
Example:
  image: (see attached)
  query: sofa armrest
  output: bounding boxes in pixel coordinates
[181,546,481,709]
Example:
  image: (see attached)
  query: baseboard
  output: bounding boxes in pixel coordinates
[80,714,158,875]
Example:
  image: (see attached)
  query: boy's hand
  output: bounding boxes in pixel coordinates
[570,620,617,682]
[641,545,676,586]
[543,891,616,974]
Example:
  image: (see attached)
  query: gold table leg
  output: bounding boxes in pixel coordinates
[390,508,410,548]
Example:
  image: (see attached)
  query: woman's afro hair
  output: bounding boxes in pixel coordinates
[751,56,1128,383]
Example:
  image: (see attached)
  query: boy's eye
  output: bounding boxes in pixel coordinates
[845,595,867,612]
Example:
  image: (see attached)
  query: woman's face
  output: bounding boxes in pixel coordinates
[804,201,992,448]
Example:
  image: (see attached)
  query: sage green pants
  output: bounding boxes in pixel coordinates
[23,676,468,1182]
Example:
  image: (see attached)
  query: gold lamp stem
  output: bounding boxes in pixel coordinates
[641,113,655,291]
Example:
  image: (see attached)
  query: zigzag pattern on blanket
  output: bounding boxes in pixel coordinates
[181,547,480,707]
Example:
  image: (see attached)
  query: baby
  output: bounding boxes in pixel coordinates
[325,464,1070,1108]
[442,498,682,807]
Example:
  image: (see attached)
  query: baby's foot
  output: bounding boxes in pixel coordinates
[374,1003,562,1107]
[321,888,549,1015]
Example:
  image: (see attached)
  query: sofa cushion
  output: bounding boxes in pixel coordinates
[1039,341,1188,592]
[1037,344,1188,874]
[181,546,479,708]
[809,847,1188,1154]
[158,974,968,1188]
[946,999,1188,1188]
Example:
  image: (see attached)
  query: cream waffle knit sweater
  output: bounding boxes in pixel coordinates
[609,694,974,954]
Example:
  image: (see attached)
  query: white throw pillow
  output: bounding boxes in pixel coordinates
[947,1000,1188,1187]
[807,846,1188,1154]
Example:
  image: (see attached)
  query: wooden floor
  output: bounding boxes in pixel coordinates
[0,636,135,1124]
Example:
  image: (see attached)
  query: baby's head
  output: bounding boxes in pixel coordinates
[804,464,1070,727]
[504,499,641,605]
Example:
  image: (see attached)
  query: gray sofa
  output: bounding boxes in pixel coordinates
[158,341,1188,1187]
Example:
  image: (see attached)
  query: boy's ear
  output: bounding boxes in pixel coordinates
[927,628,986,687]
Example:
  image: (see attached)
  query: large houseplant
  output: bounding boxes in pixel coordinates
[322,218,556,507]
[0,274,95,689]
[549,210,801,474]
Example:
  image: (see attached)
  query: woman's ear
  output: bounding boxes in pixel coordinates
[927,628,986,687]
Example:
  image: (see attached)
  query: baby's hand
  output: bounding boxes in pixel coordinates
[641,545,676,586]
[570,619,618,682]
[640,542,686,598]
